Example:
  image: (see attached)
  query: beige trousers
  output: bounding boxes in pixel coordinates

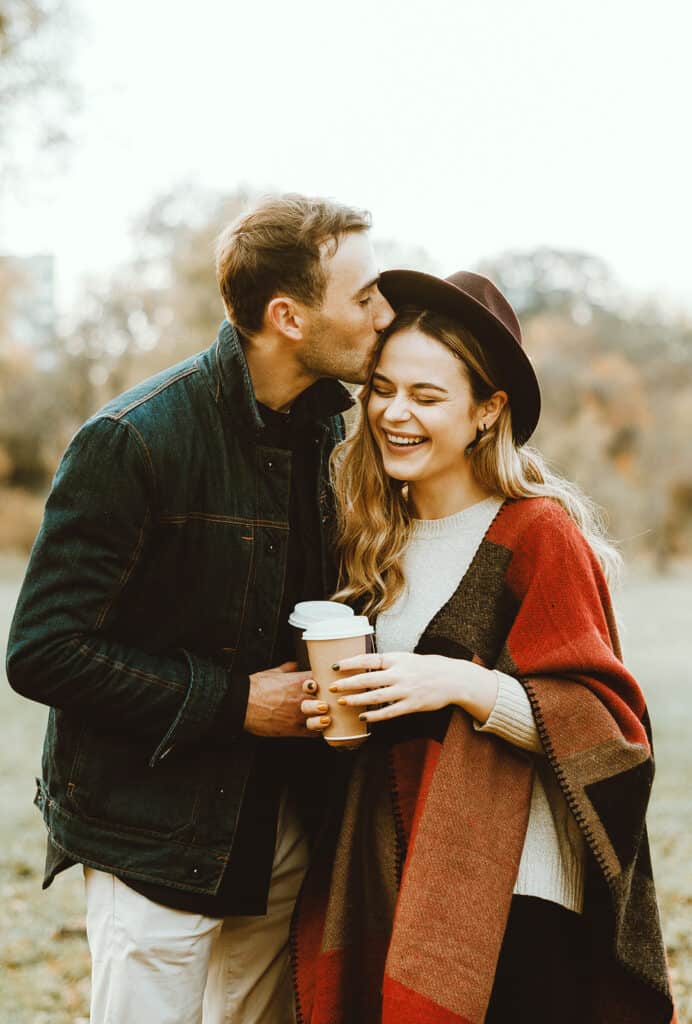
[84,794,308,1024]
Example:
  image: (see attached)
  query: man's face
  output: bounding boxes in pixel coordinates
[298,232,395,384]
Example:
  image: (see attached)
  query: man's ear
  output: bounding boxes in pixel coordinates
[265,296,306,341]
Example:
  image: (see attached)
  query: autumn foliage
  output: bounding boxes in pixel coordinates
[1,195,690,564]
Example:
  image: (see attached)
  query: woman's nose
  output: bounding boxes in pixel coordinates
[382,396,411,422]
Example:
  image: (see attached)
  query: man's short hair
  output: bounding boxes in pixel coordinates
[216,193,372,337]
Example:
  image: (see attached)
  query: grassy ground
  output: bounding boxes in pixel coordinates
[0,556,690,1022]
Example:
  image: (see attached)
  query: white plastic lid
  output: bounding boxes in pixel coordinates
[302,615,373,640]
[288,601,354,629]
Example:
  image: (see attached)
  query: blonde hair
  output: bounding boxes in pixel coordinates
[332,309,621,618]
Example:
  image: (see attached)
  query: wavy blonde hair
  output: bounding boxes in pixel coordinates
[332,308,621,618]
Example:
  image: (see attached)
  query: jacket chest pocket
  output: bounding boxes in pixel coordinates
[126,517,256,654]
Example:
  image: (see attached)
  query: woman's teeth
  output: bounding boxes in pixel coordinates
[385,433,426,447]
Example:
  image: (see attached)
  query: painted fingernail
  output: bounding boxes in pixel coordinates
[320,716,330,725]
[318,703,329,713]
[306,680,317,692]
[359,714,368,721]
[329,685,339,693]
[337,697,347,706]
[331,663,340,671]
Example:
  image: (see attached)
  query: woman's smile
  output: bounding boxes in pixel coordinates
[381,429,429,453]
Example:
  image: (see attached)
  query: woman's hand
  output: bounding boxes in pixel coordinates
[327,652,499,724]
[300,679,333,733]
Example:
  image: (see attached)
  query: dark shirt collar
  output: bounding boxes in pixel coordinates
[204,320,354,434]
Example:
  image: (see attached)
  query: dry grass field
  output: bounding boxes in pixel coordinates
[1,555,690,1022]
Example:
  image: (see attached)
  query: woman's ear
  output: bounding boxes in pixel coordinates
[480,390,508,430]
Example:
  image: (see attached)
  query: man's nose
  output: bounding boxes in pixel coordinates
[373,290,395,332]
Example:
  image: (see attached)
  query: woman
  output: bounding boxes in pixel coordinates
[295,270,675,1024]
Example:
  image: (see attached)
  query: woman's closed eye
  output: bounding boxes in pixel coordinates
[371,386,441,405]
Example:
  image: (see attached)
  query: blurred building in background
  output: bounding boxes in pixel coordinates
[0,253,56,350]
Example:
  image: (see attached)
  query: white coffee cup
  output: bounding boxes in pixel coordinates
[302,615,374,750]
[288,601,354,669]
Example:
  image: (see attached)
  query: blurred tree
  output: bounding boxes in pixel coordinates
[45,186,253,422]
[59,185,442,402]
[129,184,251,363]
[56,276,154,430]
[0,0,78,173]
[374,239,440,275]
[0,256,22,336]
[0,343,65,487]
[526,300,692,564]
[474,245,692,563]
[4,194,692,564]
[476,247,621,321]
[0,0,81,531]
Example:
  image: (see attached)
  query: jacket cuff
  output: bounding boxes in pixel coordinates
[207,670,250,742]
[149,654,247,766]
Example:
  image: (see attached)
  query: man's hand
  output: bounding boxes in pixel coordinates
[244,661,317,737]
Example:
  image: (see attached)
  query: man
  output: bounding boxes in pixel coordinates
[6,193,394,1023]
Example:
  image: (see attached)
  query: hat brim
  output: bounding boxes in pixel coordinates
[378,269,541,445]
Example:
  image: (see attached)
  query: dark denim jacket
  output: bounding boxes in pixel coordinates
[6,321,353,894]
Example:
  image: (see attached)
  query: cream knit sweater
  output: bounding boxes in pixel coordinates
[376,497,586,913]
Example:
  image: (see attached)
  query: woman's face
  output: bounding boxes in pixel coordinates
[367,327,484,488]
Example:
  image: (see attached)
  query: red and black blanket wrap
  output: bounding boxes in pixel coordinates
[291,498,676,1023]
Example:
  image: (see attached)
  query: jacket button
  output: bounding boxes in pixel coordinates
[256,625,264,636]
[265,460,274,471]
[190,866,200,878]
[218,787,225,798]
[267,543,276,554]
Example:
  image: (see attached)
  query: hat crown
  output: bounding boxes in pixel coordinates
[445,271,522,347]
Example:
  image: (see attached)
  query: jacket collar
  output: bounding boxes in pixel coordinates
[203,320,354,433]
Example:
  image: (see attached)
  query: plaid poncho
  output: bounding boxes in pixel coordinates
[292,498,675,1024]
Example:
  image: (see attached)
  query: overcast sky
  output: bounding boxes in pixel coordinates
[3,0,692,313]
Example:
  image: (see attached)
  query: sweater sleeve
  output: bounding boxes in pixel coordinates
[473,670,544,754]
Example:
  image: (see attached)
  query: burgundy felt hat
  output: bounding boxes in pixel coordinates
[378,269,541,445]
